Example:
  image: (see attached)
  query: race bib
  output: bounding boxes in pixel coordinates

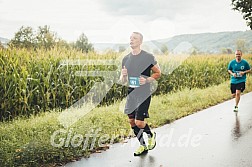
[129,77,140,88]
[235,71,242,77]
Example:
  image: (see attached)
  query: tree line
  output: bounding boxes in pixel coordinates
[7,25,94,53]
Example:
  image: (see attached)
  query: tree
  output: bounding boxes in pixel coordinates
[161,44,169,55]
[221,48,233,54]
[9,26,36,48]
[236,39,247,53]
[8,25,62,49]
[249,47,252,54]
[74,33,94,53]
[231,0,252,29]
[0,41,4,49]
[118,46,126,52]
[36,25,57,49]
[227,48,233,54]
[153,49,161,55]
[190,46,200,55]
[55,38,71,49]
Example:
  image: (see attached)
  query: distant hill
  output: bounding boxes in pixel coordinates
[2,31,252,53]
[93,31,252,54]
[93,43,128,52]
[0,37,10,47]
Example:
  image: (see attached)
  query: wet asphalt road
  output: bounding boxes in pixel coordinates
[65,92,252,167]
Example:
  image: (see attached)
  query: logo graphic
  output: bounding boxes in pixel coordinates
[51,19,194,148]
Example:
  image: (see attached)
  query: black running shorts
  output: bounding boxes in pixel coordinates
[125,95,151,121]
[230,82,245,94]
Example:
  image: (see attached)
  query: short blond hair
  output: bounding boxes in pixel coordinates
[235,50,242,55]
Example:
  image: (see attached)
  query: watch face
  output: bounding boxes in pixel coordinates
[129,77,140,88]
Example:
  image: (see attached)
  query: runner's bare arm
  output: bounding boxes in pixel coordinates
[146,64,161,83]
[119,66,128,85]
[228,70,236,77]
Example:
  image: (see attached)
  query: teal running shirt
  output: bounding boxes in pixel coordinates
[228,59,250,84]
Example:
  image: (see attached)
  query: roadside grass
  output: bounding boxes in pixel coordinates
[0,76,252,166]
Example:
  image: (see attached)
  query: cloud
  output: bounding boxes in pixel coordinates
[0,0,248,43]
[95,0,213,21]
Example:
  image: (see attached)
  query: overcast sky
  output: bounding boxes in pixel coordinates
[0,0,249,43]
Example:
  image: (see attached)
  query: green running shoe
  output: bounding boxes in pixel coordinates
[134,145,148,156]
[148,132,156,150]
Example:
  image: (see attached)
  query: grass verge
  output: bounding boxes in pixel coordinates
[0,76,252,166]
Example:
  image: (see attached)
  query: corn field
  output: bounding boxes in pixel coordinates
[1,47,251,121]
